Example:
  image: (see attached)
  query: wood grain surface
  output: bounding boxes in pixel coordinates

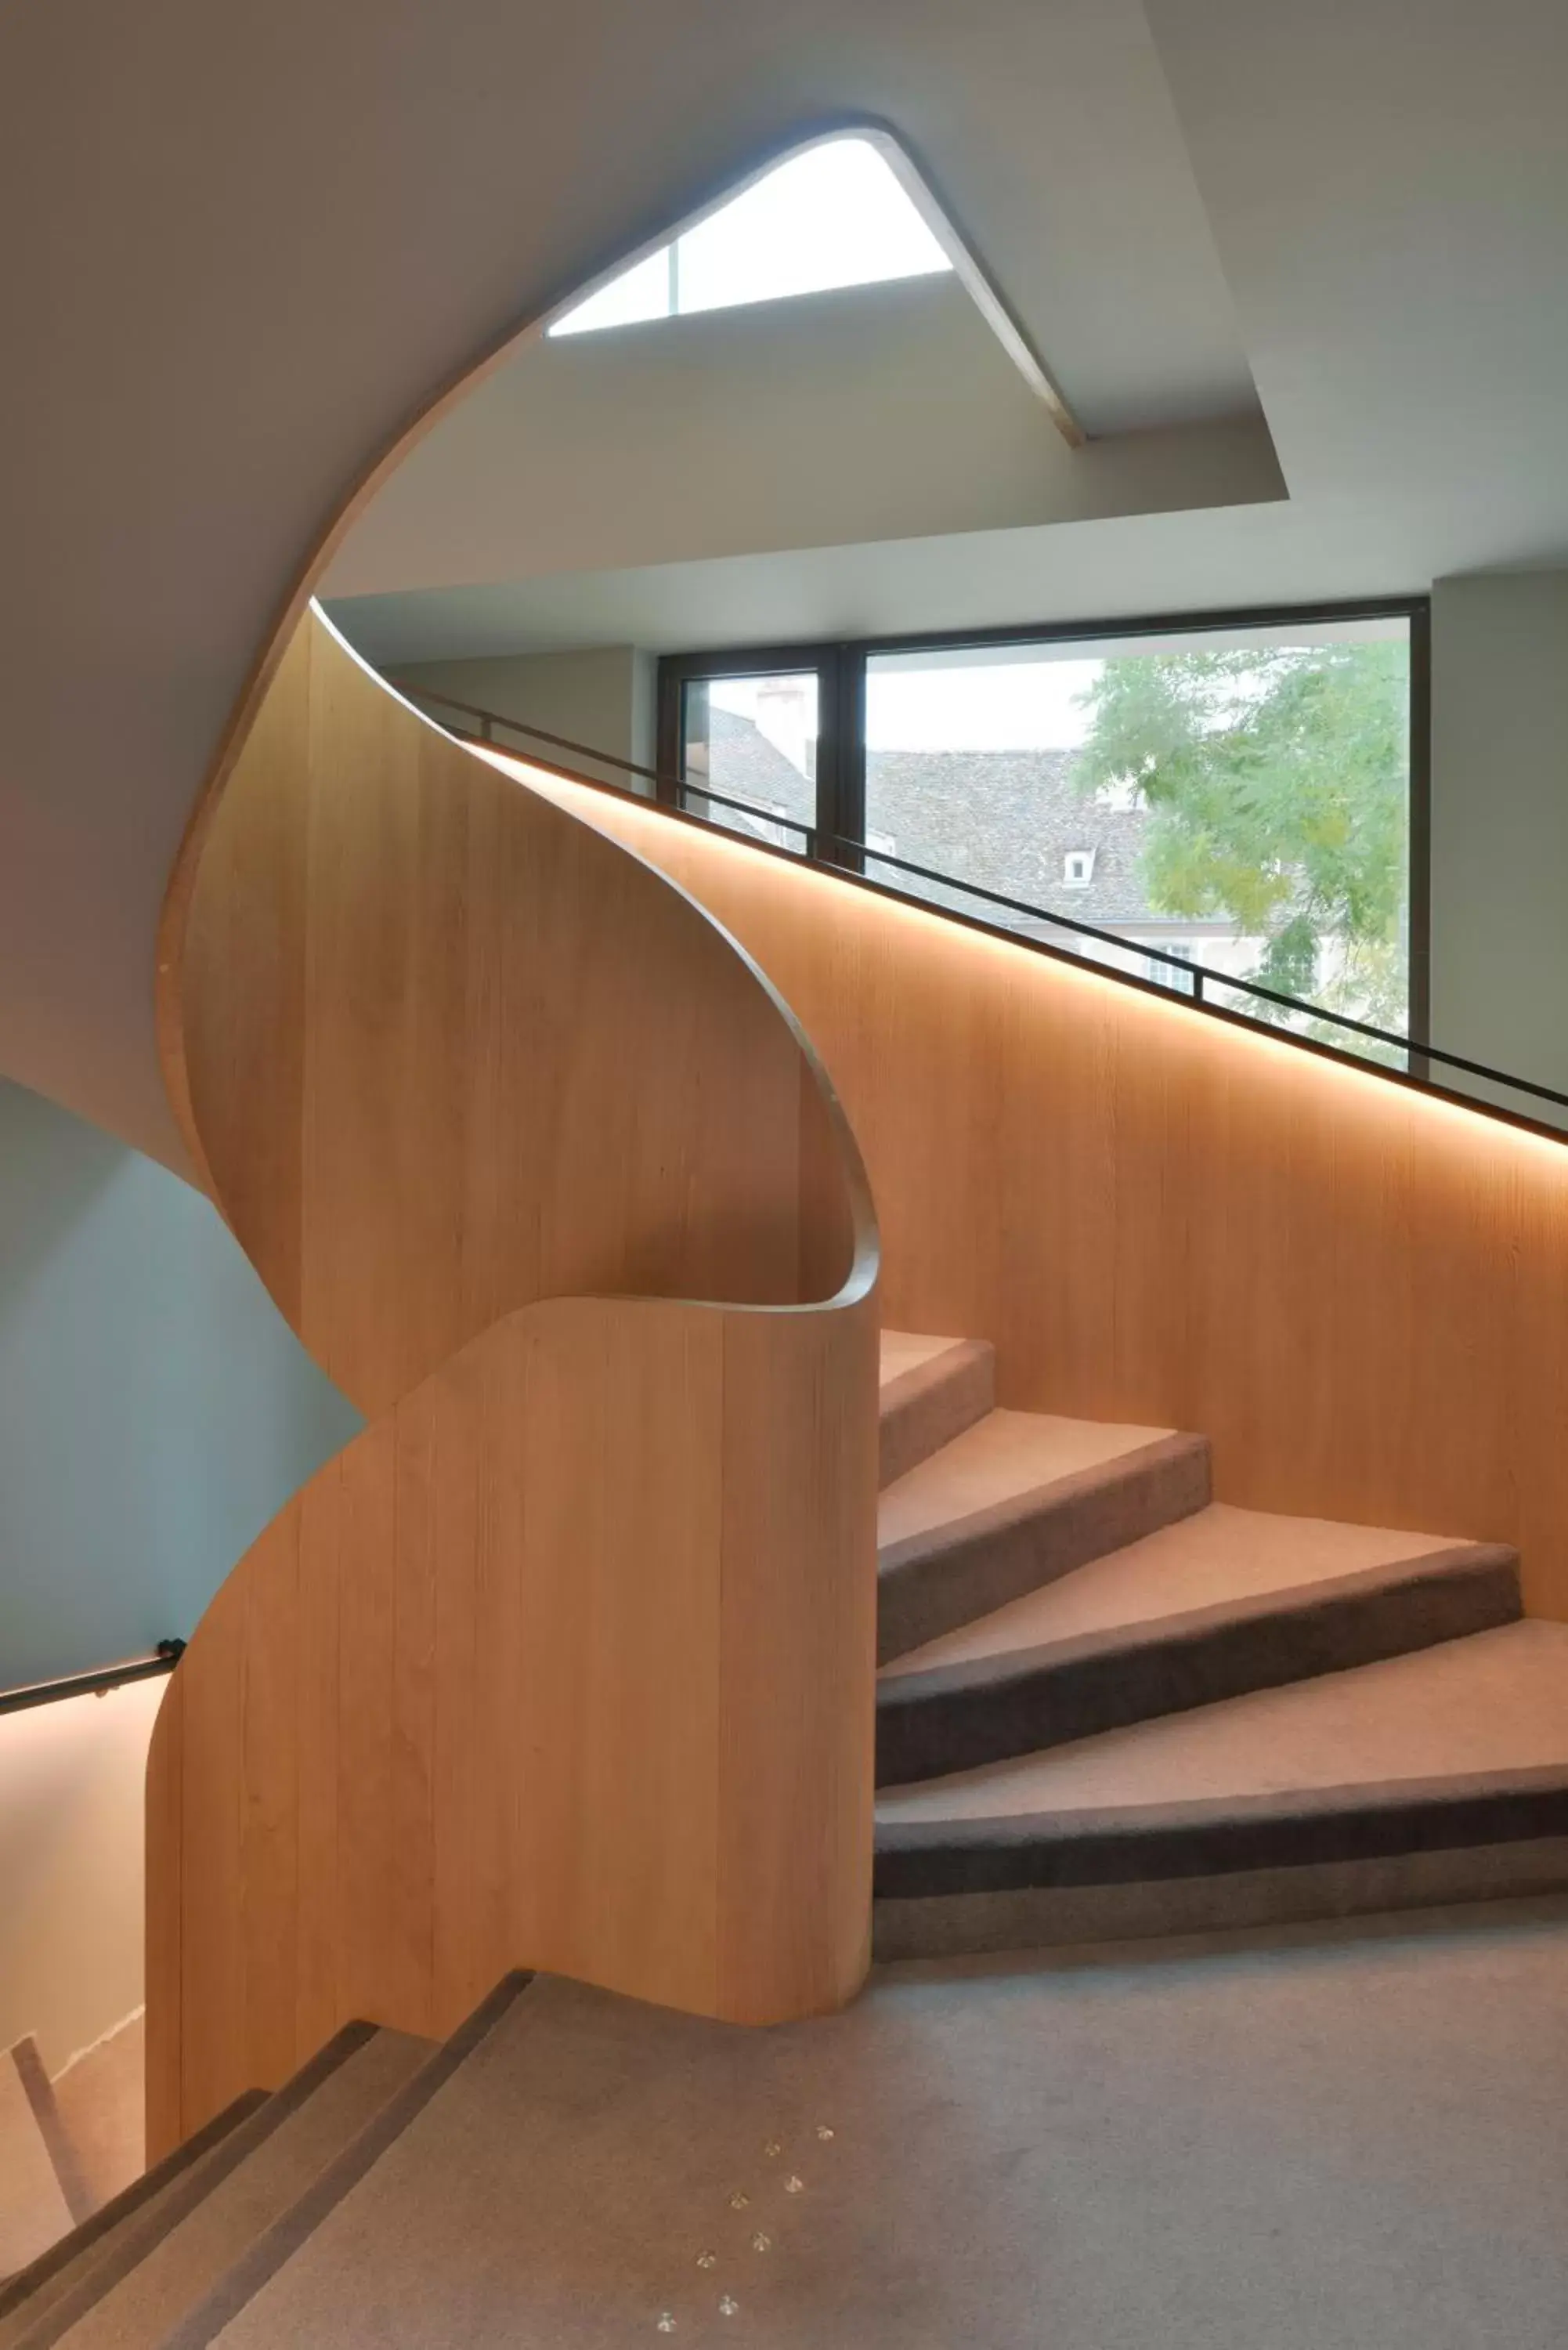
[518,766,1568,1624]
[147,617,879,2150]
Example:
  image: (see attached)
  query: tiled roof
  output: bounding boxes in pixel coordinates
[697,707,816,834]
[695,719,1212,932]
[866,747,1164,926]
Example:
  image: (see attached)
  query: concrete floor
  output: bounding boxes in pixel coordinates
[213,1897,1568,2348]
[873,1899,1568,2346]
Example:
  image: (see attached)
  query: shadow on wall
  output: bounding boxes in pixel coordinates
[0,1079,363,1687]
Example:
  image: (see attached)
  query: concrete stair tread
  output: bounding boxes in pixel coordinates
[880,1502,1498,1680]
[879,1405,1177,1554]
[23,2026,432,2350]
[876,1619,1568,1829]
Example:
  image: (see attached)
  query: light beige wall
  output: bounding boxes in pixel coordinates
[1430,570,1568,1116]
[397,646,656,790]
[0,1679,160,2077]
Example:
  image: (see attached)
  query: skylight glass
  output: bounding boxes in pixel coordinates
[549,137,952,338]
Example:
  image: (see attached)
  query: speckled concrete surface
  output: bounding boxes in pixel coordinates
[208,1901,1568,2349]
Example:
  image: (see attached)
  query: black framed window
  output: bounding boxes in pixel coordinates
[659,598,1429,1049]
[656,643,862,864]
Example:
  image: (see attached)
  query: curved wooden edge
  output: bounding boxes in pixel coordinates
[334,611,883,1321]
[146,132,905,2148]
[512,756,1568,1624]
[166,610,879,1415]
[153,100,1062,1179]
[146,1282,878,2149]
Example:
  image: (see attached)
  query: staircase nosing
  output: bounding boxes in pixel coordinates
[154,1972,535,2350]
[873,1762,1568,1898]
[878,1428,1209,1577]
[0,2093,268,2330]
[877,1339,995,1487]
[876,1338,991,1419]
[876,1540,1522,1701]
[9,2023,379,2350]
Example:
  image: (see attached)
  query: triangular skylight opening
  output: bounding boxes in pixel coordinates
[549,136,953,338]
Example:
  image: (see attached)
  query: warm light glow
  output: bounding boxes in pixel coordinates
[492,747,1568,1179]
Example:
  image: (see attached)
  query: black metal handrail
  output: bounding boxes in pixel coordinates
[0,1639,185,1719]
[392,679,1568,1126]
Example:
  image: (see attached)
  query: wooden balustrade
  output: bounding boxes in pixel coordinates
[146,615,879,2155]
[516,763,1568,1627]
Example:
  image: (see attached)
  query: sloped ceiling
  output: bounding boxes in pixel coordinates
[324,272,1282,617]
[2,0,1568,1162]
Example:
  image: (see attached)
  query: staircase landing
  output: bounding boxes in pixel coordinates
[20,1922,1568,2350]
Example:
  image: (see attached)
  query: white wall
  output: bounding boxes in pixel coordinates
[0,1079,360,1688]
[1430,571,1568,1115]
[325,275,1282,605]
[397,645,656,789]
[0,1679,160,2077]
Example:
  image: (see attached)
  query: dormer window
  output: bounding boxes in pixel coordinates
[1064,849,1097,888]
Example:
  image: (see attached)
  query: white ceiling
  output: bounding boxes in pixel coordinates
[331,0,1568,667]
[3,0,1568,1162]
[324,269,1284,660]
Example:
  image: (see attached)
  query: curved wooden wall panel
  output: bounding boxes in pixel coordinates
[147,616,879,2153]
[164,619,864,1417]
[514,767,1568,1622]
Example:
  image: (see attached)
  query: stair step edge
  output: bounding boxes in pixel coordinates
[876,1546,1520,1786]
[154,1974,535,2350]
[878,1338,995,1489]
[878,1430,1212,1665]
[0,2093,268,2343]
[873,1761,1568,1899]
[5,2025,388,2350]
[880,1541,1522,1700]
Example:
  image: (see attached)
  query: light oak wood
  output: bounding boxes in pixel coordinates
[516,768,1568,1625]
[148,615,879,2150]
[163,616,867,1417]
[147,1291,876,2146]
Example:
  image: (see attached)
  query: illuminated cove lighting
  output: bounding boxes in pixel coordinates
[549,136,953,338]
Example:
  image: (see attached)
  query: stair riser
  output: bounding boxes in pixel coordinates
[157,1976,532,2350]
[0,2095,268,2348]
[878,1434,1210,1665]
[879,1342,995,1489]
[876,1556,1522,1785]
[5,2026,383,2350]
[876,1762,1568,1902]
[873,1835,1568,1961]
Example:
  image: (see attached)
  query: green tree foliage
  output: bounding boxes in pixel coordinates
[1072,641,1409,1029]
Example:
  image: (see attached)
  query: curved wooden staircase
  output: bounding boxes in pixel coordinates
[873,1332,1568,1957]
[141,592,1568,2189]
[144,611,882,2157]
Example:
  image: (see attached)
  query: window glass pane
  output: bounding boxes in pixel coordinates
[864,617,1412,1054]
[549,138,951,338]
[675,140,949,317]
[681,673,818,855]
